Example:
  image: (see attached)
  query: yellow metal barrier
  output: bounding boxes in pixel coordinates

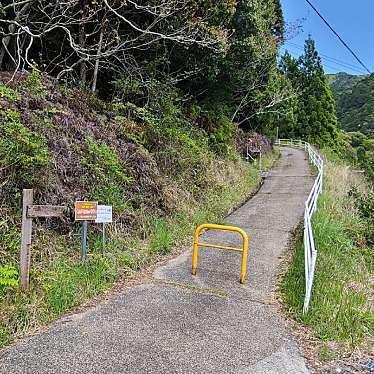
[191,223,249,284]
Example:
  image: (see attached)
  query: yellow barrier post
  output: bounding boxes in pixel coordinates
[191,223,249,284]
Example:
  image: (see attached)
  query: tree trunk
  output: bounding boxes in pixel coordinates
[79,24,87,84]
[91,28,104,93]
[0,33,13,68]
[79,0,88,84]
[0,3,32,70]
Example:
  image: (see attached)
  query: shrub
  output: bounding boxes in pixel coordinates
[198,102,236,156]
[0,264,18,297]
[349,187,374,245]
[0,84,20,102]
[22,68,48,99]
[82,137,132,210]
[0,109,50,195]
[282,160,373,350]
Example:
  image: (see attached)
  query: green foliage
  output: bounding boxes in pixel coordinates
[0,264,18,296]
[147,218,174,255]
[328,72,374,137]
[0,216,20,257]
[0,0,285,349]
[112,77,145,102]
[327,70,374,176]
[0,109,50,188]
[84,137,131,184]
[0,149,275,349]
[0,84,20,102]
[279,37,339,147]
[22,68,48,99]
[200,103,236,155]
[124,91,214,192]
[82,137,132,209]
[327,72,364,94]
[339,132,374,180]
[349,187,374,245]
[282,194,372,345]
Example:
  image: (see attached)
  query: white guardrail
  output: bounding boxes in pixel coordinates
[275,139,324,313]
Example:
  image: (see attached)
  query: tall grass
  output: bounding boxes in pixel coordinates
[281,157,373,352]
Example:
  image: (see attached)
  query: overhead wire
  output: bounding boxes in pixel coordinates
[284,42,368,74]
[304,0,371,74]
[286,42,367,72]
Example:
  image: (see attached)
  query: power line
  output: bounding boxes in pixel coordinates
[304,0,371,74]
[320,61,363,75]
[284,42,368,74]
[284,47,366,75]
[289,52,365,75]
[286,42,366,72]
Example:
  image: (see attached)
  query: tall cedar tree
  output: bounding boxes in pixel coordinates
[280,36,338,147]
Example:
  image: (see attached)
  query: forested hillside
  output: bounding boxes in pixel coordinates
[0,0,287,134]
[328,72,374,136]
[328,72,374,179]
[327,72,364,95]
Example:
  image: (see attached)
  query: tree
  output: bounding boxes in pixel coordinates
[183,0,290,133]
[279,36,338,147]
[0,0,294,145]
[0,0,220,88]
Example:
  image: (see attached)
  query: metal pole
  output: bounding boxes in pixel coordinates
[191,227,199,276]
[102,223,105,253]
[81,221,88,261]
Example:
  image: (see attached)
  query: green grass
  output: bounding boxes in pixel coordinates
[0,151,277,348]
[43,256,117,315]
[281,158,373,354]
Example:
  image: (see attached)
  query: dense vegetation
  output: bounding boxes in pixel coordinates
[327,72,374,180]
[279,36,338,148]
[328,72,374,137]
[279,34,373,364]
[280,57,374,361]
[0,0,287,134]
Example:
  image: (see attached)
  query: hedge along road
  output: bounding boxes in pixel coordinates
[0,147,314,374]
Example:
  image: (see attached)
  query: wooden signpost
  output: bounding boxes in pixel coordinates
[20,192,113,289]
[20,189,66,291]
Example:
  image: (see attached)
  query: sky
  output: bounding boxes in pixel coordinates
[280,0,374,75]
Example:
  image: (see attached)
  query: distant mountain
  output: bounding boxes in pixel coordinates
[326,72,365,93]
[327,72,374,136]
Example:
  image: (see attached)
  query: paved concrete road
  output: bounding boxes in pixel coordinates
[0,148,314,374]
